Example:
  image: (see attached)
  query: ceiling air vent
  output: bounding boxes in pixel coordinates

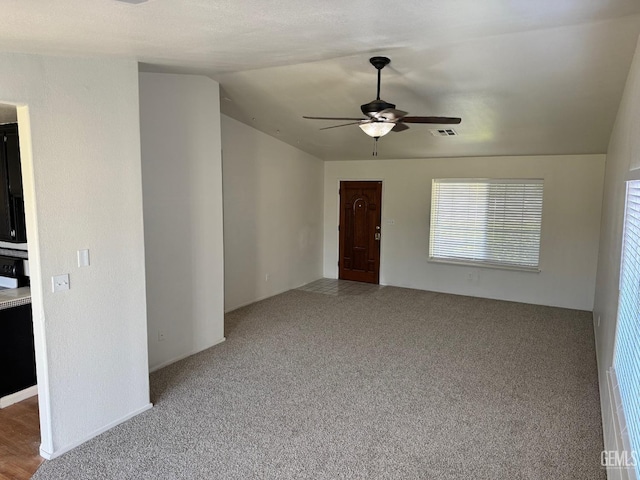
[430,128,458,137]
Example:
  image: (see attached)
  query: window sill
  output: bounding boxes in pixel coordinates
[428,257,541,273]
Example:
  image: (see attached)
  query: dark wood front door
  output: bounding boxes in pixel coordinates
[339,181,382,284]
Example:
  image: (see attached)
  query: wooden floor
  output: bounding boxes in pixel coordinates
[0,396,43,480]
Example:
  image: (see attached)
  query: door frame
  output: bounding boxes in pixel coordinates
[334,178,385,283]
[4,104,53,454]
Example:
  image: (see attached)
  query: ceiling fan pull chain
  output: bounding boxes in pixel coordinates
[373,137,379,156]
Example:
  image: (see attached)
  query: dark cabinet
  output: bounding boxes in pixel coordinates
[0,123,27,243]
[0,304,36,398]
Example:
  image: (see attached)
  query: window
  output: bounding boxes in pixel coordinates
[613,180,640,477]
[429,178,543,270]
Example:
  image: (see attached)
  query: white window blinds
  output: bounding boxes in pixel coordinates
[429,179,544,269]
[613,180,640,476]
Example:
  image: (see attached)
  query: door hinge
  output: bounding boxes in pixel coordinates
[3,136,6,143]
[338,225,340,231]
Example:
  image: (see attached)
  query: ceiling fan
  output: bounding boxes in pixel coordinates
[303,56,461,144]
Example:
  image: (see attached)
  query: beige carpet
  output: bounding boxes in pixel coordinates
[33,285,605,479]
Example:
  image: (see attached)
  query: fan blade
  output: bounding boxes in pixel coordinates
[402,116,461,124]
[373,108,408,121]
[319,122,363,130]
[304,116,367,121]
[392,123,410,132]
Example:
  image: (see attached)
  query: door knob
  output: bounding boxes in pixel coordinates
[375,232,381,241]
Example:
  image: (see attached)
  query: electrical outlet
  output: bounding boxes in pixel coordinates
[466,270,480,283]
[158,330,166,342]
[52,274,70,292]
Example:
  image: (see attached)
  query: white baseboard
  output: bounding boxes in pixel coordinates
[39,402,153,460]
[148,336,226,373]
[224,279,321,313]
[225,290,290,313]
[0,384,38,408]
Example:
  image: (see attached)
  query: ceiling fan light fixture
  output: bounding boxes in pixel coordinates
[359,122,395,138]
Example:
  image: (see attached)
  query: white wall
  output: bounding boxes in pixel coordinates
[222,115,324,312]
[324,155,605,311]
[593,36,640,480]
[139,73,225,371]
[0,53,150,457]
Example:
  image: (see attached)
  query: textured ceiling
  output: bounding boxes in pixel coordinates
[2,0,640,159]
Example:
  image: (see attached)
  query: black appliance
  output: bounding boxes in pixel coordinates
[0,254,34,399]
[0,255,28,289]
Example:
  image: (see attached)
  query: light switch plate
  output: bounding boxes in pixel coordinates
[78,249,90,267]
[52,274,70,292]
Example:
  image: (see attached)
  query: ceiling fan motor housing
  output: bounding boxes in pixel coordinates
[361,99,396,117]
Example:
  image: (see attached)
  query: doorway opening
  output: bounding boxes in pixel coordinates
[0,102,44,479]
[338,181,382,284]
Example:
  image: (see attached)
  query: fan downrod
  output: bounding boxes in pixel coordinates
[361,56,394,116]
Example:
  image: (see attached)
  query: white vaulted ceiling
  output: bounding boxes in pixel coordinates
[2,0,640,159]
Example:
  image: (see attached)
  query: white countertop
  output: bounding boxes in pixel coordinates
[0,287,31,311]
